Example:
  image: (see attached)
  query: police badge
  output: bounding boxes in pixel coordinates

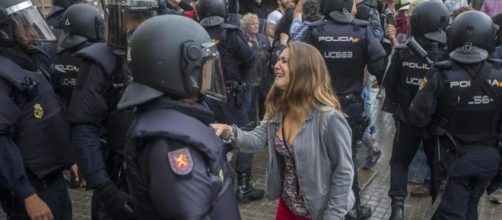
[167,148,194,175]
[33,103,44,119]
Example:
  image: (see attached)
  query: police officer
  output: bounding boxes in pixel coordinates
[0,0,75,219]
[116,14,241,220]
[382,1,449,219]
[67,0,158,219]
[197,0,263,203]
[410,11,502,219]
[302,0,387,219]
[53,3,104,108]
[47,0,73,30]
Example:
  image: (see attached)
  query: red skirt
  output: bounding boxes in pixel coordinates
[275,198,312,220]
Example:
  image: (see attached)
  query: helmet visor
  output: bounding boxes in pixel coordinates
[9,1,56,43]
[104,0,158,48]
[200,42,227,102]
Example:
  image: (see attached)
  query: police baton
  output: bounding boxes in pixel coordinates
[406,37,434,66]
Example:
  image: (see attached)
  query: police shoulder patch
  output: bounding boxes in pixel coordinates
[167,148,193,175]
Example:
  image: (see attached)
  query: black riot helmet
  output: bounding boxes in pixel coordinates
[321,0,354,23]
[447,11,498,64]
[61,3,103,46]
[103,0,158,49]
[197,0,228,27]
[410,0,449,44]
[0,0,57,47]
[117,15,227,109]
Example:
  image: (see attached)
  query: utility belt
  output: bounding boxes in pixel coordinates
[26,170,64,190]
[339,93,362,106]
[225,80,248,107]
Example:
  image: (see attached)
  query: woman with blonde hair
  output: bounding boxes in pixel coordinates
[212,41,354,220]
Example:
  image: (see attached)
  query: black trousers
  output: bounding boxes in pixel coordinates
[388,120,434,198]
[0,174,72,220]
[432,146,500,220]
[342,96,366,203]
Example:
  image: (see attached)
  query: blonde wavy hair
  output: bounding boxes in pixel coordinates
[265,41,342,123]
[240,13,259,30]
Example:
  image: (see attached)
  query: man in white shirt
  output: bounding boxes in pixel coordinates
[266,0,293,38]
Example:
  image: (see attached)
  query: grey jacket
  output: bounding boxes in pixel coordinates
[231,107,355,219]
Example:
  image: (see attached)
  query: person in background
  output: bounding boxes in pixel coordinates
[196,0,264,204]
[289,0,323,41]
[241,13,271,124]
[267,0,293,38]
[481,0,502,17]
[212,41,355,220]
[410,11,501,219]
[444,0,469,15]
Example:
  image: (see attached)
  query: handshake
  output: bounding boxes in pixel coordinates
[211,123,234,141]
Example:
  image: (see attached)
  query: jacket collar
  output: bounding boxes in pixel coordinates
[268,108,317,124]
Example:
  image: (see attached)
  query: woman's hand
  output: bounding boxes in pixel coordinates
[210,123,233,139]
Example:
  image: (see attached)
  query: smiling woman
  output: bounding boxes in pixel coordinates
[212,41,355,220]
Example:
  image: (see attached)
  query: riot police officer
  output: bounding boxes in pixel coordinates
[116,14,241,220]
[410,11,502,219]
[67,0,158,219]
[53,3,104,108]
[302,0,387,219]
[196,0,263,203]
[0,0,75,219]
[382,1,450,219]
[47,0,73,30]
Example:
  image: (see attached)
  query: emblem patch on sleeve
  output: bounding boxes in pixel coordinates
[167,148,193,175]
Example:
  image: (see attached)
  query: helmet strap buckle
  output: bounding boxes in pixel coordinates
[463,42,472,52]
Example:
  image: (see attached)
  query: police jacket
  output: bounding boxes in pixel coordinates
[67,43,134,188]
[47,6,65,30]
[125,97,240,220]
[410,59,502,147]
[231,107,354,219]
[244,33,271,86]
[204,24,256,83]
[383,40,447,124]
[303,18,386,96]
[53,39,94,108]
[0,47,73,199]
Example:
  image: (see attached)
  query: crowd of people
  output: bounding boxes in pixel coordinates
[0,0,502,219]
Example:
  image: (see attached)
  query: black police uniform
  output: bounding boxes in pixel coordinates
[0,48,73,220]
[410,11,502,220]
[303,11,386,217]
[383,39,447,202]
[67,43,135,219]
[47,6,66,30]
[53,3,104,109]
[124,98,240,220]
[411,59,502,219]
[53,42,88,108]
[116,15,241,220]
[201,19,259,200]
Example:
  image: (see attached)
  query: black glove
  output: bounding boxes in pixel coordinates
[95,182,136,220]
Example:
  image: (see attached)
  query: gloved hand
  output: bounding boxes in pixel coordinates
[95,182,135,220]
